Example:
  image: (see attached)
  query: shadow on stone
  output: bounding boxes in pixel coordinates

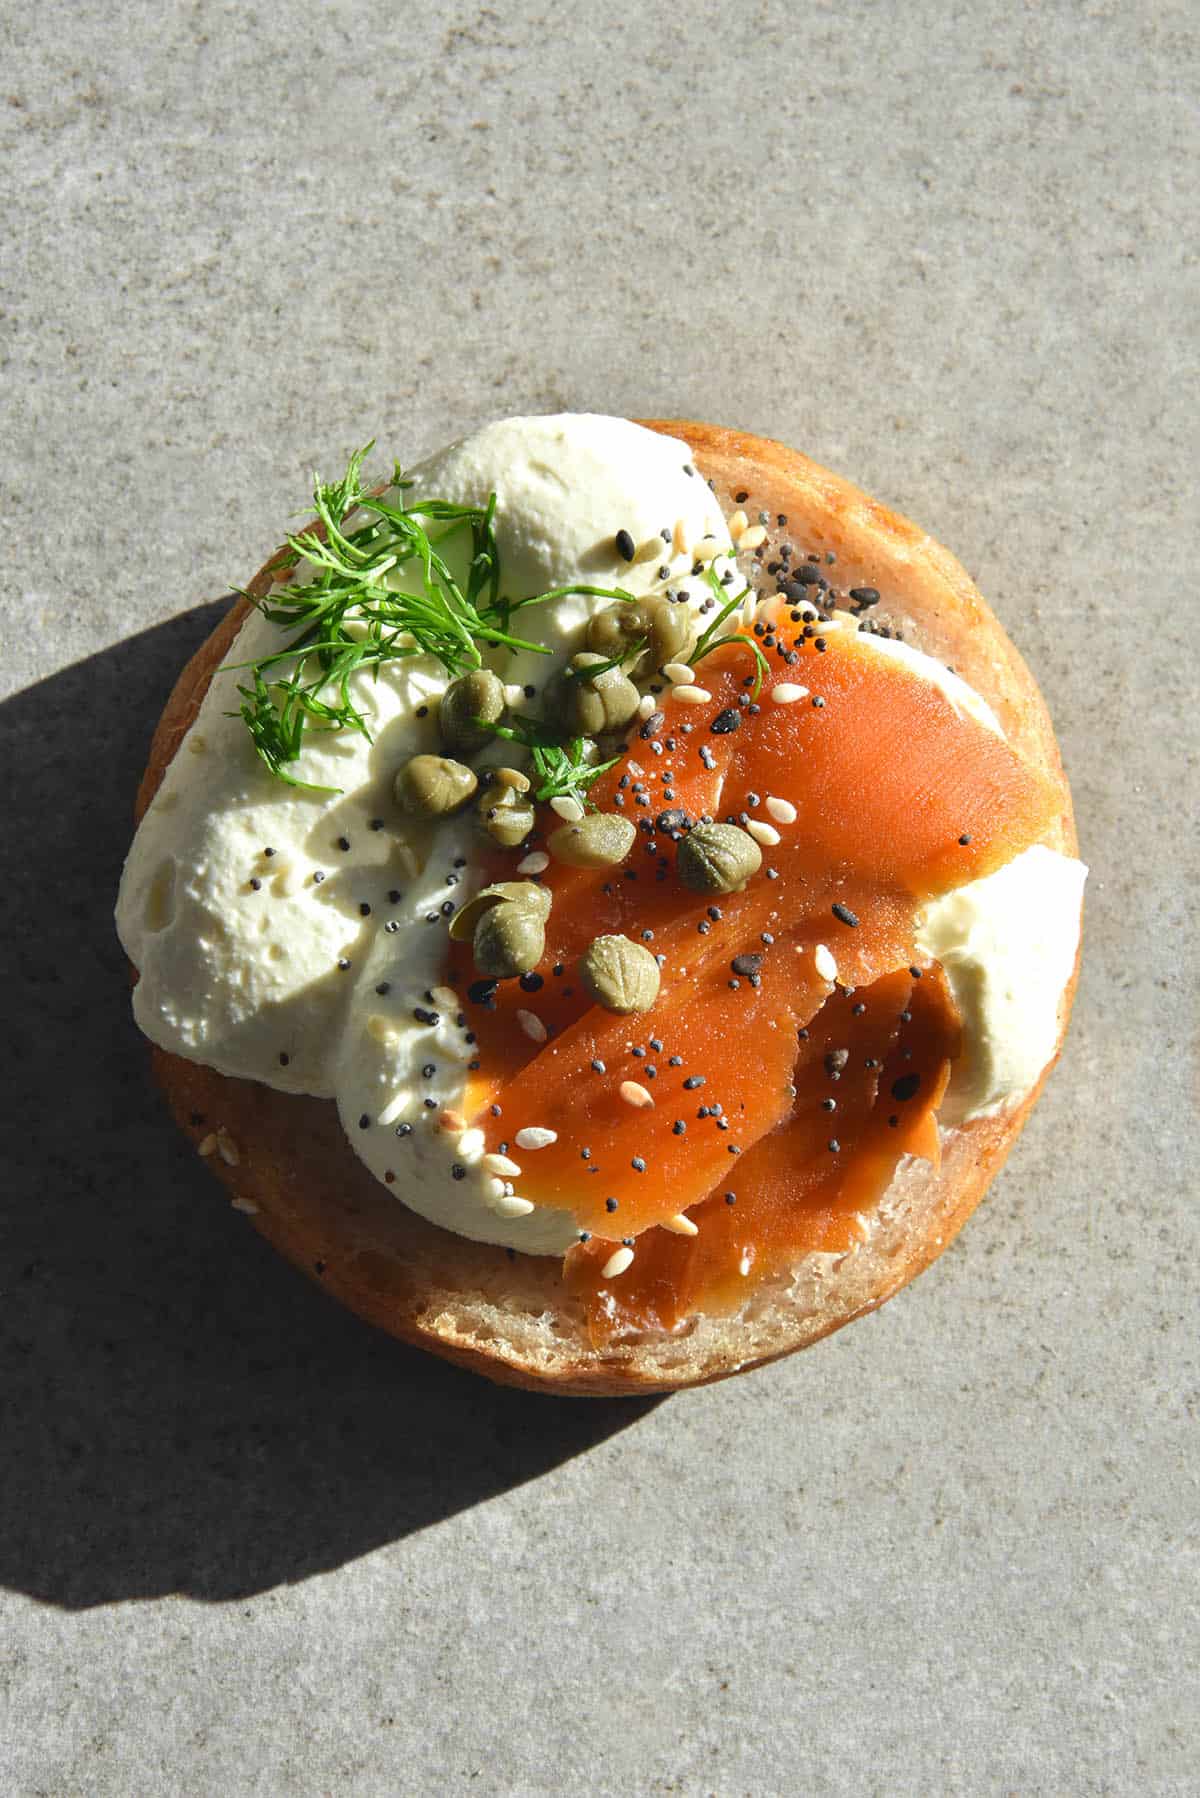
[0,607,659,1609]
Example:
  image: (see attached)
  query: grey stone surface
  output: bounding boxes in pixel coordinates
[1,0,1195,1792]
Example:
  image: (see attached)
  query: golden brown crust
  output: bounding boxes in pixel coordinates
[132,422,1080,1395]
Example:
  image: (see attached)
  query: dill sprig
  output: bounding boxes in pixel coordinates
[475,715,622,808]
[690,567,769,696]
[224,444,647,790]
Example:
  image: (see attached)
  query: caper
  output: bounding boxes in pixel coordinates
[641,593,694,671]
[676,821,763,894]
[438,668,506,757]
[473,902,545,979]
[478,781,536,848]
[448,880,552,942]
[585,600,649,662]
[393,753,478,819]
[579,934,661,1015]
[547,812,637,869]
[555,653,641,736]
[491,766,531,793]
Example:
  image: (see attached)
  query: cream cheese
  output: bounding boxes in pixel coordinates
[915,844,1087,1122]
[116,413,1081,1257]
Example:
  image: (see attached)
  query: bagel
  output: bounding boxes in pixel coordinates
[125,420,1081,1395]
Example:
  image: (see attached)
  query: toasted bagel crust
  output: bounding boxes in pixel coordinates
[131,423,1080,1394]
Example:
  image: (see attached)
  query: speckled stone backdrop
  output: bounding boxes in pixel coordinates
[1,1,1195,1793]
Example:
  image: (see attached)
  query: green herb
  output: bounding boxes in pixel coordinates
[222,446,549,789]
[689,567,769,696]
[563,638,647,680]
[474,715,621,808]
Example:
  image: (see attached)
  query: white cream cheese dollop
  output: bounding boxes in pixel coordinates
[117,411,1084,1256]
[116,415,732,1257]
[915,844,1087,1122]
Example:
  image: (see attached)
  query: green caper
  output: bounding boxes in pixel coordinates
[641,594,694,671]
[676,821,763,895]
[585,600,649,663]
[448,880,552,942]
[438,668,506,757]
[547,812,637,869]
[555,653,641,736]
[393,753,478,819]
[477,781,536,848]
[579,934,661,1014]
[473,902,545,979]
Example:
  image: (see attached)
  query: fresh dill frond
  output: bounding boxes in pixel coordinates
[474,715,621,808]
[689,567,769,697]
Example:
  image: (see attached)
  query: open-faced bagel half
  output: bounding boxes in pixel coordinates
[131,421,1079,1395]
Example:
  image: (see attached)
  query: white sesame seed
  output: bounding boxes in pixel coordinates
[457,1128,486,1157]
[516,850,550,875]
[740,593,757,628]
[514,1126,558,1150]
[482,1152,522,1178]
[430,984,458,1011]
[814,943,837,981]
[516,1008,548,1043]
[619,1080,655,1109]
[216,1129,241,1167]
[765,796,797,824]
[738,1251,753,1277]
[484,1175,508,1203]
[378,1091,409,1126]
[503,683,525,708]
[637,693,657,720]
[231,1196,260,1214]
[672,517,689,555]
[662,1212,699,1237]
[550,796,584,823]
[601,1245,635,1279]
[438,1108,466,1134]
[745,819,781,847]
[727,508,749,538]
[662,661,696,684]
[669,684,713,706]
[493,1194,536,1219]
[197,1133,218,1157]
[737,524,767,552]
[770,682,809,705]
[692,538,724,565]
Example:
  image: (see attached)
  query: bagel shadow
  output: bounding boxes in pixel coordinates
[0,607,660,1610]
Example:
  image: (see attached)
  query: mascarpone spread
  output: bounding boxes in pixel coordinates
[116,414,1084,1253]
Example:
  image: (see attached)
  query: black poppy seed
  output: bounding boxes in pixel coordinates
[798,1028,810,1041]
[375,981,391,996]
[728,978,740,990]
[672,1120,686,1135]
[959,833,972,845]
[909,965,924,979]
[337,836,350,851]
[454,856,467,868]
[668,1054,682,1066]
[645,1066,656,1079]
[827,1139,841,1153]
[450,1164,466,1182]
[606,1196,618,1212]
[425,912,439,923]
[900,1009,912,1024]
[421,1063,436,1079]
[631,1157,646,1172]
[761,931,775,945]
[263,846,276,857]
[766,867,779,880]
[358,1114,370,1130]
[683,1075,706,1089]
[812,697,825,709]
[440,900,454,916]
[519,972,544,993]
[396,1123,413,1137]
[578,1230,591,1243]
[892,1072,922,1102]
[849,586,880,607]
[852,1001,866,1015]
[337,957,351,971]
[728,1144,740,1155]
[278,1052,289,1067]
[888,1115,900,1128]
[725,1190,737,1205]
[591,1058,606,1073]
[731,953,763,976]
[821,1097,837,1112]
[864,1057,880,1070]
[385,920,400,934]
[249,877,262,891]
[832,902,860,928]
[358,901,371,917]
[697,921,711,936]
[710,708,740,735]
[387,889,403,904]
[422,1098,436,1110]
